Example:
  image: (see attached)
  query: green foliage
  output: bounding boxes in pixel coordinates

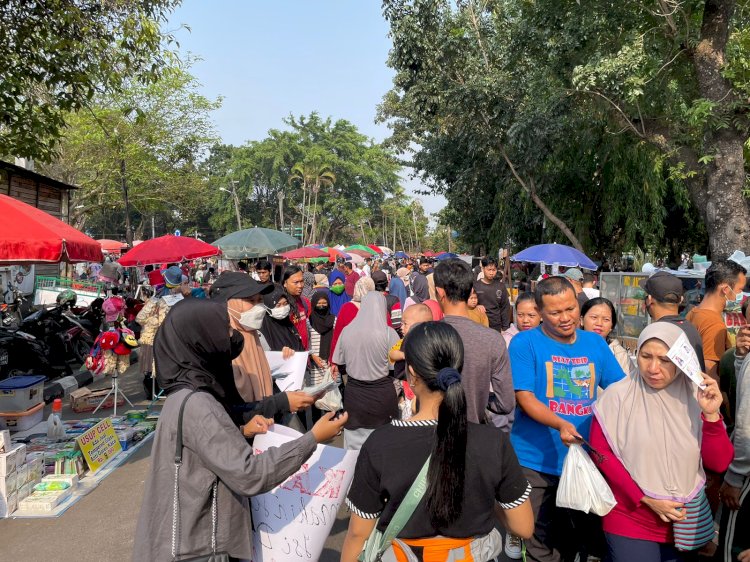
[200,112,429,247]
[0,0,180,162]
[379,0,723,260]
[38,60,220,240]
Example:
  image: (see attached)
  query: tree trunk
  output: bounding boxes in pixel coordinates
[311,183,320,244]
[120,158,132,246]
[300,182,308,245]
[686,0,750,258]
[500,147,584,251]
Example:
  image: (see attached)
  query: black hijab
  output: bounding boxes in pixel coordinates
[154,299,244,412]
[310,290,335,360]
[259,286,304,352]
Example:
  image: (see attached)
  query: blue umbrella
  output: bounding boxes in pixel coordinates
[436,252,459,260]
[511,243,597,270]
[394,251,410,259]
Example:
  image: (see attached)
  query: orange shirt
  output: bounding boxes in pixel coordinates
[686,307,729,363]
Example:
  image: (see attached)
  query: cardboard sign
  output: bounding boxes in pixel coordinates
[250,425,359,561]
[75,418,122,473]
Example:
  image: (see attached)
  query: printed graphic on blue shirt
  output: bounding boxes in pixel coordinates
[546,356,595,416]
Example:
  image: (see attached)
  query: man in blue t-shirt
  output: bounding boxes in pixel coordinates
[509,276,625,562]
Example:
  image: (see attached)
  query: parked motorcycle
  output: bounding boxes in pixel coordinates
[1,282,24,329]
[0,326,57,380]
[19,290,97,367]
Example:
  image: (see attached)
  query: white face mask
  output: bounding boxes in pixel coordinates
[270,304,291,320]
[230,304,267,331]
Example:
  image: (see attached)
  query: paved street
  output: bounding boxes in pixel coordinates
[0,364,515,561]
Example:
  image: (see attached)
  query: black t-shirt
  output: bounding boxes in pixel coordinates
[473,278,511,332]
[346,420,530,538]
[657,315,707,371]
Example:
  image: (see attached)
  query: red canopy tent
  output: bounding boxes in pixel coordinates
[97,239,128,254]
[367,244,383,254]
[118,235,220,266]
[0,194,103,264]
[281,247,329,260]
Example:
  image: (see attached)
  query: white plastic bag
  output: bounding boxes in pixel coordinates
[556,443,616,516]
[46,414,66,442]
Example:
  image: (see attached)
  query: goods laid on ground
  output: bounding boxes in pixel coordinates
[0,411,158,518]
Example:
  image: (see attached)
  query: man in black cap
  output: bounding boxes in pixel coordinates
[642,271,706,370]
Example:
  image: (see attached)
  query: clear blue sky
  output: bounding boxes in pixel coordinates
[167,0,446,216]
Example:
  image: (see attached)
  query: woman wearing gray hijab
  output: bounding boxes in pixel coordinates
[590,322,733,561]
[333,291,400,450]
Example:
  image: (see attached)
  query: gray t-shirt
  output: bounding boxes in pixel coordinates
[443,315,515,430]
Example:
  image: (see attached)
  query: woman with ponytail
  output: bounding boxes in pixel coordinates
[341,321,533,562]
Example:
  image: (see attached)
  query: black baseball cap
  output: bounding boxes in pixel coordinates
[209,272,274,302]
[641,271,684,303]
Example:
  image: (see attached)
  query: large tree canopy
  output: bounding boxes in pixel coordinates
[381,0,746,260]
[201,113,429,248]
[0,0,179,162]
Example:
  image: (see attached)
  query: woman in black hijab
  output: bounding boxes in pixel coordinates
[309,290,336,385]
[136,298,347,562]
[155,298,245,411]
[259,286,305,353]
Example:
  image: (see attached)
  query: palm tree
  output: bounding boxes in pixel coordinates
[288,163,309,243]
[309,165,336,244]
[288,161,336,244]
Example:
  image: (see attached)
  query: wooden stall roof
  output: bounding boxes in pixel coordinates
[0,160,78,191]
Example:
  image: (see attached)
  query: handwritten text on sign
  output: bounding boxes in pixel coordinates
[250,425,358,561]
[75,417,122,473]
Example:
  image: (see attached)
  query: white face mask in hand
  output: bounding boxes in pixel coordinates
[270,304,291,320]
[230,304,267,331]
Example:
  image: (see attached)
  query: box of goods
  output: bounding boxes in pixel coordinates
[42,473,78,489]
[26,456,43,484]
[0,470,17,496]
[13,443,25,472]
[0,443,23,476]
[0,429,10,452]
[17,488,71,512]
[116,428,136,451]
[53,451,85,477]
[69,387,124,413]
[0,402,44,432]
[0,375,46,412]
[16,463,27,486]
[17,482,30,501]
[0,491,17,517]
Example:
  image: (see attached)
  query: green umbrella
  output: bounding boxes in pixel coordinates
[344,244,378,255]
[213,227,300,259]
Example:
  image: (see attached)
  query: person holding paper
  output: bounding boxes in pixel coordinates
[134,298,348,562]
[210,273,316,422]
[589,322,734,561]
[342,321,533,561]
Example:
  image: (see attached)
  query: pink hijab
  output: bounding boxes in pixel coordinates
[593,322,704,502]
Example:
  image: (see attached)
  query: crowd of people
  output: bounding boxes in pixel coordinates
[127,254,749,562]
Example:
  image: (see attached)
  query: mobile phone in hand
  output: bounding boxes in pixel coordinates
[331,409,345,420]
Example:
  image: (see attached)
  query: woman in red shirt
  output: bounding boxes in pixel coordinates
[590,322,733,561]
[282,266,310,350]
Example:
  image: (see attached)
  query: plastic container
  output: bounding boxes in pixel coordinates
[0,376,46,412]
[0,402,45,432]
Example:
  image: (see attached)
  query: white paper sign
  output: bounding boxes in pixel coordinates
[265,351,309,392]
[666,332,706,389]
[250,426,359,561]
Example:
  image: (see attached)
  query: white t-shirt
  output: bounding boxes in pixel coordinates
[582,287,600,299]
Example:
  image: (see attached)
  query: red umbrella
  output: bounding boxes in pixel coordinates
[0,194,103,264]
[422,250,438,257]
[97,239,128,253]
[367,244,382,254]
[347,249,373,258]
[118,235,220,266]
[281,247,329,260]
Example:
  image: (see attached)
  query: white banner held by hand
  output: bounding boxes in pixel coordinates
[250,425,359,561]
